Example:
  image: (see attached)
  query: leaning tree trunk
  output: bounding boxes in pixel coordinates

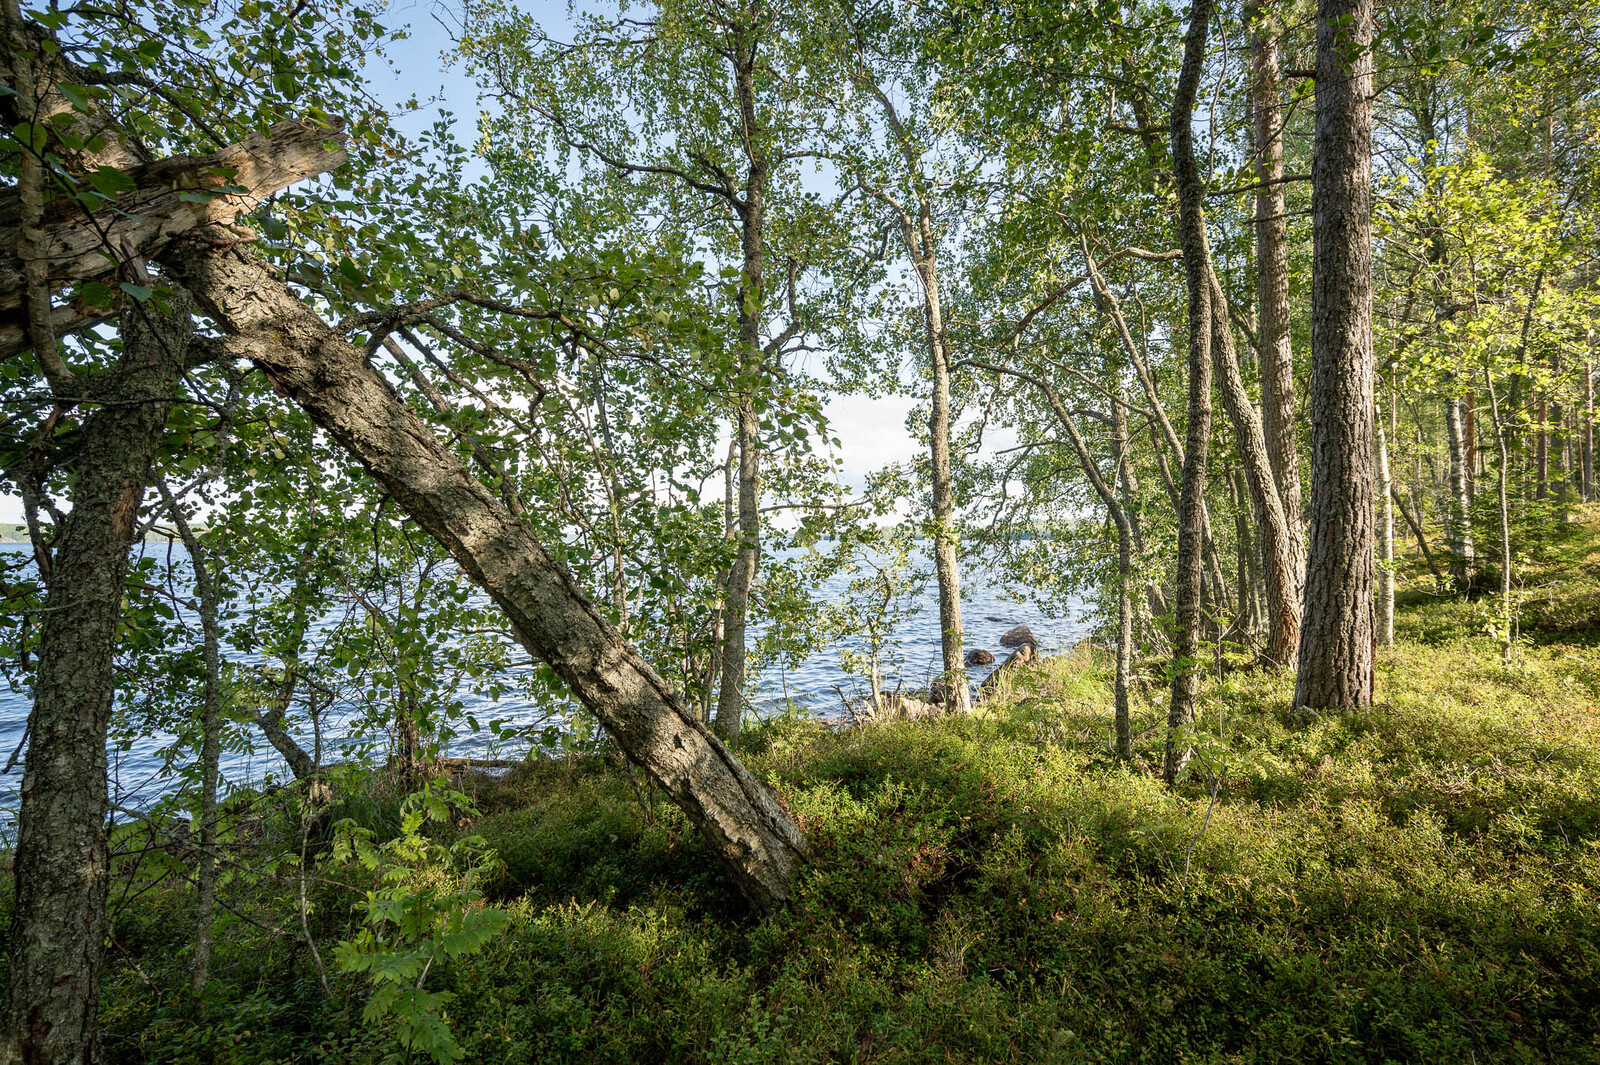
[164,236,806,914]
[1294,0,1377,712]
[1208,274,1302,666]
[1,295,187,1065]
[1250,3,1304,558]
[1164,0,1217,783]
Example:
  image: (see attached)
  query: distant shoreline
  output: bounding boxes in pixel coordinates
[0,524,182,544]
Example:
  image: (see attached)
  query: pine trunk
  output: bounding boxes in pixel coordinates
[1294,0,1377,712]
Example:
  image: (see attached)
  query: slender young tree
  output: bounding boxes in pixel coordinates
[1295,0,1377,711]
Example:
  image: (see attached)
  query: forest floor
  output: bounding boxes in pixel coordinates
[84,513,1600,1063]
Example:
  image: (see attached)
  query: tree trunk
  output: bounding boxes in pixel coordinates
[1250,5,1304,555]
[1164,0,1217,783]
[1484,371,1515,666]
[1584,358,1593,502]
[164,237,807,914]
[1208,273,1302,666]
[1376,401,1395,647]
[715,28,769,741]
[1,294,187,1065]
[156,478,222,1001]
[1536,392,1548,500]
[920,247,971,715]
[1111,379,1135,763]
[1444,394,1476,588]
[1294,0,1376,712]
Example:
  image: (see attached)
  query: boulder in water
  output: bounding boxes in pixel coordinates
[965,648,996,666]
[999,624,1036,648]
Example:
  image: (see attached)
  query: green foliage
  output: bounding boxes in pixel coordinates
[92,554,1600,1061]
[330,782,510,1063]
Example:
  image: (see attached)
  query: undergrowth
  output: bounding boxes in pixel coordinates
[73,518,1600,1062]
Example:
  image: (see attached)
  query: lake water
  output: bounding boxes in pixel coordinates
[0,542,1091,821]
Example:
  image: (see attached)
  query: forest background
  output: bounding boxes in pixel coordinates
[0,0,1597,1060]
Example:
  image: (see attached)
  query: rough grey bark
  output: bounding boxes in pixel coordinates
[1249,5,1304,558]
[1164,0,1217,783]
[164,236,806,913]
[1,293,187,1065]
[1294,0,1376,712]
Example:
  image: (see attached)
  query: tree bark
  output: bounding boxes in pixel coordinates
[1250,4,1304,556]
[1111,377,1135,763]
[1164,0,1217,783]
[1,293,187,1065]
[1294,0,1376,712]
[164,236,807,914]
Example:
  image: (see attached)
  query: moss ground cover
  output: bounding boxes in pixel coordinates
[73,522,1600,1062]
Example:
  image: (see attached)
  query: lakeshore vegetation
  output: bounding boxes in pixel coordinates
[1,0,1598,1060]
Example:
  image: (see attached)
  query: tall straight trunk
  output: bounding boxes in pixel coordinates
[860,73,970,715]
[1294,0,1376,712]
[920,248,970,715]
[1164,0,1217,783]
[715,24,768,741]
[1484,371,1514,666]
[2,295,187,1065]
[717,398,759,739]
[1111,380,1135,763]
[1250,4,1304,556]
[166,237,807,913]
[1584,358,1593,501]
[1444,395,1476,587]
[1376,399,1395,647]
[703,439,736,723]
[156,479,222,1001]
[1536,392,1549,500]
[1113,351,1139,757]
